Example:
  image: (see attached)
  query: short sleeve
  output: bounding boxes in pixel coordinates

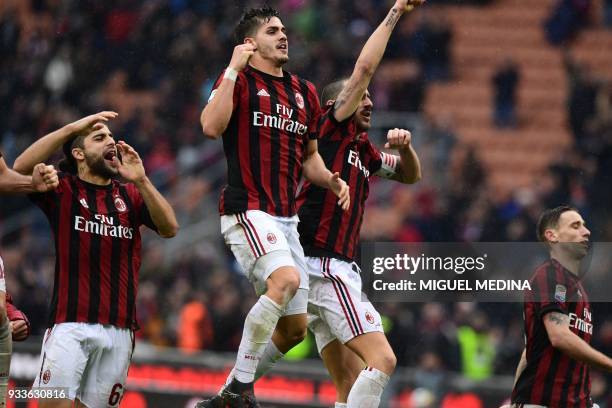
[364,137,384,175]
[306,82,322,140]
[317,105,356,143]
[207,69,243,110]
[529,267,569,321]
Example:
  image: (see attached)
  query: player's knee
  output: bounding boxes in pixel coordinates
[268,268,300,301]
[279,322,307,347]
[378,350,397,374]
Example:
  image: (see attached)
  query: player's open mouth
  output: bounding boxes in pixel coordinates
[277,43,287,50]
[362,110,372,119]
[103,150,117,162]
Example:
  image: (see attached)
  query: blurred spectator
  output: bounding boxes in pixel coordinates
[492,59,520,128]
[545,0,592,45]
[564,51,600,145]
[177,291,213,353]
[456,311,496,381]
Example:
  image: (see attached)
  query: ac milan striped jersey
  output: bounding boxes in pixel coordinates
[210,65,321,217]
[512,259,592,407]
[29,172,157,329]
[298,106,393,263]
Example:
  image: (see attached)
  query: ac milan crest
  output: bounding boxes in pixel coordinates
[114,196,127,212]
[295,92,305,109]
[365,311,375,325]
[42,369,51,384]
[267,233,277,244]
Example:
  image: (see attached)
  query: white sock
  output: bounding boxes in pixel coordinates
[335,403,348,408]
[0,320,11,408]
[347,367,390,408]
[233,295,283,384]
[255,340,284,381]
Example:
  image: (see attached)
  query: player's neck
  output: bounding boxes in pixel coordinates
[550,251,581,276]
[78,168,111,186]
[249,58,283,77]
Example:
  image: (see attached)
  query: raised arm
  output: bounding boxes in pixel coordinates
[200,44,255,139]
[13,111,118,175]
[114,141,179,238]
[544,311,612,372]
[376,128,422,184]
[333,0,424,122]
[302,139,350,211]
[0,156,58,194]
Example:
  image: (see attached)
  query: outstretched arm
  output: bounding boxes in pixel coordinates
[333,0,425,122]
[0,156,58,193]
[544,311,612,372]
[13,111,118,175]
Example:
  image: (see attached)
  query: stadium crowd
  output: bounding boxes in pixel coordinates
[1,0,612,404]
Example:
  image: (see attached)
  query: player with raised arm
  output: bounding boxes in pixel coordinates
[13,112,179,408]
[198,7,350,407]
[0,150,58,407]
[244,1,424,406]
[507,206,609,408]
[197,5,349,408]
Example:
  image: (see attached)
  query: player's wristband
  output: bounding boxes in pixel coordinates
[224,68,238,82]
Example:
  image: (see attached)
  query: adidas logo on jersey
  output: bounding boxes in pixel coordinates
[79,198,89,209]
[257,89,270,97]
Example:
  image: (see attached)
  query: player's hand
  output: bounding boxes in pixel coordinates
[384,128,412,150]
[228,43,256,72]
[395,0,426,13]
[32,163,59,192]
[66,111,118,136]
[113,141,146,183]
[328,172,350,211]
[10,320,29,341]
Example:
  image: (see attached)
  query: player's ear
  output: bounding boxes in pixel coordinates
[72,147,84,161]
[244,37,257,49]
[544,228,558,243]
[326,99,335,107]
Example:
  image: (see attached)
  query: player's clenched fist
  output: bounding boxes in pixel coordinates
[229,43,256,72]
[384,128,412,150]
[395,0,426,12]
[32,163,59,192]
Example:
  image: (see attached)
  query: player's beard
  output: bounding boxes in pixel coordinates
[85,153,118,179]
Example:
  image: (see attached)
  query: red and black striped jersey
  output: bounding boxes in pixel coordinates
[210,65,321,217]
[29,172,157,330]
[298,106,391,262]
[512,259,593,408]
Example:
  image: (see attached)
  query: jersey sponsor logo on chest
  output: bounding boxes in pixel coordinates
[252,103,307,135]
[348,150,370,177]
[74,213,134,239]
[569,308,593,335]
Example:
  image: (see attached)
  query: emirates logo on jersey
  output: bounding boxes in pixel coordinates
[267,233,277,244]
[114,196,127,212]
[365,311,375,325]
[42,369,51,384]
[295,92,304,109]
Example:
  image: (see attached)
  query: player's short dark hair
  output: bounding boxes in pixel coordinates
[58,132,87,174]
[320,78,348,105]
[536,205,578,242]
[234,6,281,44]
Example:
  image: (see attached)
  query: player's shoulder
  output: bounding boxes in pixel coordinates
[530,259,568,287]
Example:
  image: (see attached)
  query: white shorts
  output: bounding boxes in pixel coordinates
[0,256,5,292]
[33,322,134,408]
[306,257,383,354]
[221,210,308,315]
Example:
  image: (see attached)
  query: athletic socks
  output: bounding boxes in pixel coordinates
[0,320,11,408]
[233,295,283,384]
[346,366,390,408]
[254,340,284,381]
